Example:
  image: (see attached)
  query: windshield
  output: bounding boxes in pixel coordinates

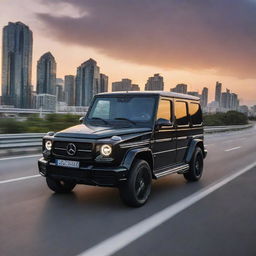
[86,96,156,127]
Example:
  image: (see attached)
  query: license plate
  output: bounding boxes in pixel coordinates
[55,159,80,168]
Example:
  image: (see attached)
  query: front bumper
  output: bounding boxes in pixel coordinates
[38,158,128,187]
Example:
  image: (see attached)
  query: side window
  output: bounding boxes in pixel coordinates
[189,102,202,125]
[157,99,172,121]
[175,101,189,126]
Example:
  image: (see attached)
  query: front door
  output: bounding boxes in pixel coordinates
[152,98,176,172]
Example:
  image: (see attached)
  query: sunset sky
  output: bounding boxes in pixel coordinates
[0,0,256,105]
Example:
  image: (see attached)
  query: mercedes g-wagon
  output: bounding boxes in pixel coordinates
[38,91,207,207]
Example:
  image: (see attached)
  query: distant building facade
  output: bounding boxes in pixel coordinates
[1,22,33,108]
[145,74,164,91]
[75,58,100,106]
[187,91,200,97]
[131,84,140,91]
[100,73,108,93]
[215,81,222,106]
[201,87,208,108]
[171,84,187,94]
[36,94,56,111]
[36,52,56,95]
[112,79,132,91]
[64,75,75,106]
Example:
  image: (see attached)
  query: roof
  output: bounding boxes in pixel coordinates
[98,91,200,101]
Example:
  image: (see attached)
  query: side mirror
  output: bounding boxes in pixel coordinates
[155,118,172,130]
[79,117,84,123]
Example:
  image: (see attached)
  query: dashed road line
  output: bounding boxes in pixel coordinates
[225,146,241,152]
[0,154,41,161]
[0,174,41,184]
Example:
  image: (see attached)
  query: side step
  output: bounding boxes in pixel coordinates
[155,164,190,178]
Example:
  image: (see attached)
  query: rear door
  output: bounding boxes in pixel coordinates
[174,100,190,163]
[152,98,176,172]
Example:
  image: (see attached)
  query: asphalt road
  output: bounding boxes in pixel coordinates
[0,126,256,256]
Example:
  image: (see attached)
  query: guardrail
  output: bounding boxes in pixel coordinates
[0,133,45,150]
[0,124,253,151]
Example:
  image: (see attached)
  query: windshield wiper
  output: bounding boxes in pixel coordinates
[114,117,136,125]
[91,117,109,124]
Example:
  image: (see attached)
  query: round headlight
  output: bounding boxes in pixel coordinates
[100,144,112,157]
[45,140,52,151]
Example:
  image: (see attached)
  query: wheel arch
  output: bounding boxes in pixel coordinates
[185,139,206,163]
[121,148,154,177]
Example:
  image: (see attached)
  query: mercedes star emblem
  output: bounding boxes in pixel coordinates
[66,143,77,156]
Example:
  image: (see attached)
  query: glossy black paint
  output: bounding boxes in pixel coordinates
[38,91,206,187]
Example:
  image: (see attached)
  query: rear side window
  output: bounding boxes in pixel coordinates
[157,99,172,121]
[189,102,202,125]
[175,101,189,126]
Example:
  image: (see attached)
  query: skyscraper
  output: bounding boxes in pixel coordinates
[201,87,208,108]
[171,84,188,94]
[1,22,33,108]
[75,58,100,106]
[144,74,164,91]
[64,75,75,106]
[36,52,57,95]
[100,73,108,93]
[215,81,222,105]
[112,79,132,91]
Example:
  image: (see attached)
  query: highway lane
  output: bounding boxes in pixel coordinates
[0,126,256,256]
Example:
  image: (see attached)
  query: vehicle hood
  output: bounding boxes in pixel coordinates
[54,124,151,139]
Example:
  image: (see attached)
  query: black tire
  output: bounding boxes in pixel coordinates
[184,147,204,181]
[46,176,76,193]
[119,159,152,207]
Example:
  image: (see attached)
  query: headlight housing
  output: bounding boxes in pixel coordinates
[45,140,52,151]
[100,144,112,157]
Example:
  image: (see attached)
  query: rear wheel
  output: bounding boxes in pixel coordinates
[46,176,76,193]
[119,159,152,207]
[184,147,204,181]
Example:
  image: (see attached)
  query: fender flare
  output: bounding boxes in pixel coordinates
[121,147,154,171]
[185,139,206,163]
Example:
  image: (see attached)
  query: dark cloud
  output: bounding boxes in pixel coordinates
[37,0,256,78]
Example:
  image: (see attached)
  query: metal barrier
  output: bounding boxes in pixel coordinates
[0,133,45,150]
[0,124,253,150]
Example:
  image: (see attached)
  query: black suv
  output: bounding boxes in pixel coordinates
[38,92,207,207]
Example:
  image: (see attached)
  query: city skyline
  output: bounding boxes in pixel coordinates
[0,0,256,105]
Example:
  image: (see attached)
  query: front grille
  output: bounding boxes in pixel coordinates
[52,141,93,159]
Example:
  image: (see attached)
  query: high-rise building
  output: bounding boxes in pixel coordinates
[131,84,140,91]
[36,52,56,95]
[221,89,231,109]
[201,87,208,108]
[230,93,239,110]
[75,58,100,106]
[112,79,132,91]
[1,22,33,108]
[56,78,64,102]
[36,94,57,111]
[64,75,75,106]
[145,74,164,91]
[171,84,187,94]
[187,91,200,97]
[56,85,64,102]
[100,73,108,93]
[215,81,222,105]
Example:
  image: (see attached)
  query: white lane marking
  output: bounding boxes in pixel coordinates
[0,154,41,161]
[225,146,241,152]
[0,175,41,184]
[77,161,256,256]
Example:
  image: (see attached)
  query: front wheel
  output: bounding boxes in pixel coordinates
[119,159,152,207]
[46,176,76,193]
[184,147,204,181]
